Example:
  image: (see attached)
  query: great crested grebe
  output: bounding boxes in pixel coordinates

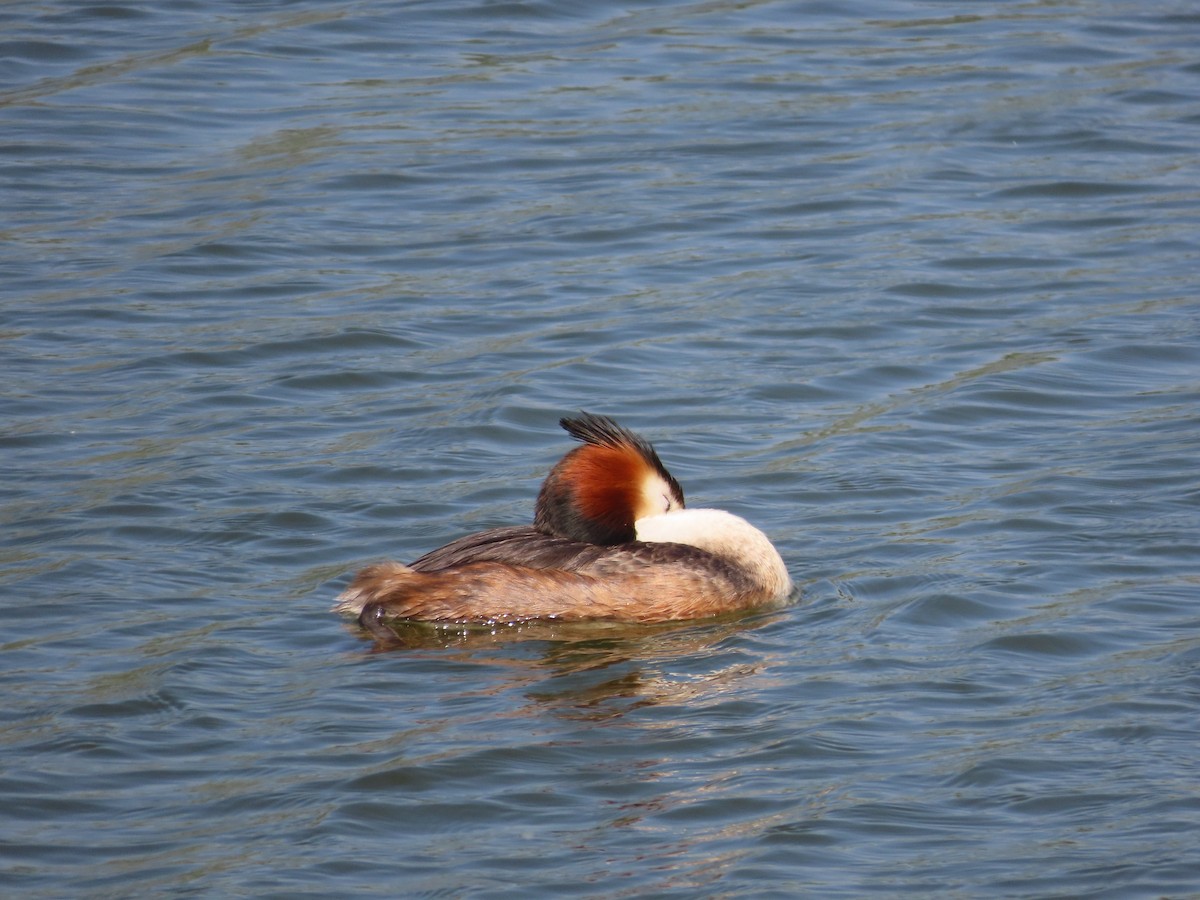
[334,413,792,626]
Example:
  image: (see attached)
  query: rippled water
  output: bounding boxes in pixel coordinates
[3,1,1199,896]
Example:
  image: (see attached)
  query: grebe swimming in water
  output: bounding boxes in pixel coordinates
[334,414,792,626]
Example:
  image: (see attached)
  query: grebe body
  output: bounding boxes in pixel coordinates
[334,415,792,627]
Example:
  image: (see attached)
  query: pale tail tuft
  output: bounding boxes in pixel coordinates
[332,561,414,616]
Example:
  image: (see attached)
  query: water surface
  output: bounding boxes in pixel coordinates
[2,1,1199,896]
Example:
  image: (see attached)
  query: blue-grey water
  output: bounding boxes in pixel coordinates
[3,1,1199,896]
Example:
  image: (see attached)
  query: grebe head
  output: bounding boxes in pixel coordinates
[534,412,684,545]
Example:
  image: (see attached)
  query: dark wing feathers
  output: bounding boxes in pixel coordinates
[410,525,752,595]
[410,526,610,572]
